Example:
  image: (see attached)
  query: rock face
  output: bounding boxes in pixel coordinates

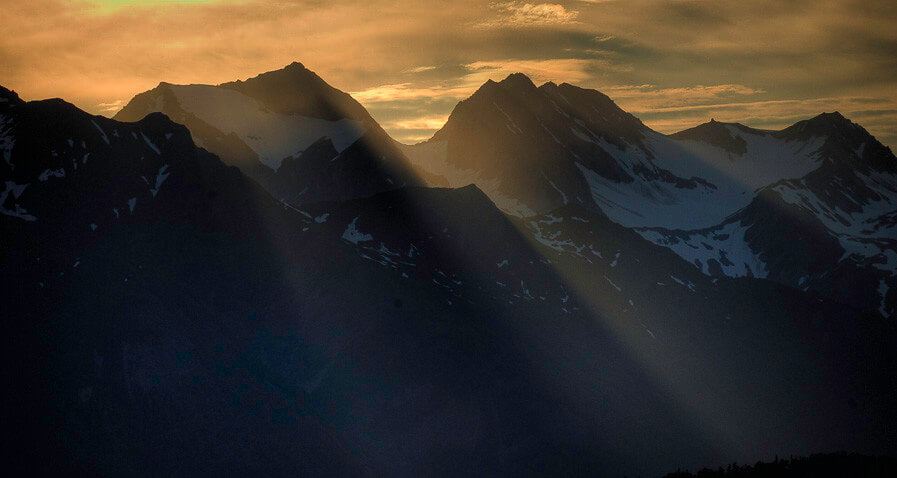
[403,74,897,318]
[114,62,422,205]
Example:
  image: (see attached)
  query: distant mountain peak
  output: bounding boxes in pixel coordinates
[0,85,24,107]
[820,110,846,119]
[498,72,537,91]
[779,110,865,143]
[670,120,763,155]
[214,62,372,122]
[222,61,325,91]
[451,183,492,202]
[806,111,854,129]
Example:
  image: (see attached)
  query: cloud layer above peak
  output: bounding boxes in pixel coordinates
[2,0,894,146]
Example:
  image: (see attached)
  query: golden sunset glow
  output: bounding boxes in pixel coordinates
[3,0,895,145]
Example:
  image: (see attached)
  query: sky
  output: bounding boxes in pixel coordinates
[2,0,895,147]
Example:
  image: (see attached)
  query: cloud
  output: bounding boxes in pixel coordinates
[465,58,598,82]
[602,84,765,109]
[404,65,437,73]
[2,0,895,149]
[351,83,471,103]
[89,0,220,11]
[96,99,125,114]
[391,133,436,144]
[353,58,599,103]
[381,115,451,130]
[477,2,580,28]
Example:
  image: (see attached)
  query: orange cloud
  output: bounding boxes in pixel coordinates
[477,2,580,28]
[353,58,602,104]
[1,0,894,149]
[382,115,452,131]
[602,84,766,109]
[96,99,126,114]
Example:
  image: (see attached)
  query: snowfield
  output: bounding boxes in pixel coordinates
[578,129,826,229]
[169,84,365,170]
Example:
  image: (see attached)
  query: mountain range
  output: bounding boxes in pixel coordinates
[402,73,897,319]
[2,63,895,476]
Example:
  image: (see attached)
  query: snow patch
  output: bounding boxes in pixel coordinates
[141,132,161,154]
[342,217,373,244]
[169,84,365,170]
[571,126,593,143]
[0,181,36,221]
[0,115,15,167]
[547,180,568,204]
[38,168,66,181]
[149,165,170,197]
[529,218,585,254]
[91,120,110,145]
[669,274,697,292]
[604,275,622,292]
[638,220,769,279]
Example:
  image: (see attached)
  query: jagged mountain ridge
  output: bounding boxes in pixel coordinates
[4,84,896,476]
[638,114,897,317]
[402,74,655,216]
[5,84,720,475]
[112,64,895,318]
[403,74,897,317]
[114,62,425,205]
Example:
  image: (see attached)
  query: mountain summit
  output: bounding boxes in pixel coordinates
[115,63,422,204]
[217,61,373,122]
[404,73,649,215]
[404,73,897,318]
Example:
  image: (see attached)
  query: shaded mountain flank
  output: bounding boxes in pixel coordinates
[3,71,896,477]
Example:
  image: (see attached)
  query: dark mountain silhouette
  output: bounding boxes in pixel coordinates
[3,67,896,478]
